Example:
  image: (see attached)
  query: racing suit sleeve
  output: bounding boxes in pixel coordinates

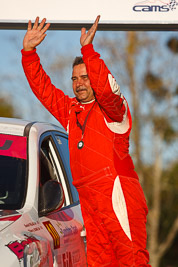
[81,44,129,125]
[21,49,71,130]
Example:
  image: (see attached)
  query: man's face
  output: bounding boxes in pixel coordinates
[72,63,95,103]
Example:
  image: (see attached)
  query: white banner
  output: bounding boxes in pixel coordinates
[0,0,178,30]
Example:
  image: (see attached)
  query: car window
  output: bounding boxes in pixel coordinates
[0,134,27,210]
[39,135,71,207]
[53,133,79,203]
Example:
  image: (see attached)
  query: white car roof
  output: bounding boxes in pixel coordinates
[0,117,66,137]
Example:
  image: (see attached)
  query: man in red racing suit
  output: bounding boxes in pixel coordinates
[21,16,151,266]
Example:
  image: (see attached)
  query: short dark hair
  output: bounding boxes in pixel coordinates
[72,56,84,68]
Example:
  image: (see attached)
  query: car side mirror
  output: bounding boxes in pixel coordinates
[38,180,65,217]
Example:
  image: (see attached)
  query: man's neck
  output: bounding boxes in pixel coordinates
[81,99,95,104]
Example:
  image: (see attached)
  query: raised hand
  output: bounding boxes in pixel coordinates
[23,17,50,51]
[80,15,100,47]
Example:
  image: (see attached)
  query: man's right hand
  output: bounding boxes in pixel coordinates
[23,17,50,51]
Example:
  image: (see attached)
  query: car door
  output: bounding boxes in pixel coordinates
[38,131,87,267]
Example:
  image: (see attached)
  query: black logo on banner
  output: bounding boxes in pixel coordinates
[133,0,178,12]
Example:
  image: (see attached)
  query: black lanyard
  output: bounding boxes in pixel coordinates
[75,102,95,149]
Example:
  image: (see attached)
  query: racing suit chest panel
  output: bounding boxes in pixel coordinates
[68,101,125,181]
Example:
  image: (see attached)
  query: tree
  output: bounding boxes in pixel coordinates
[96,31,178,267]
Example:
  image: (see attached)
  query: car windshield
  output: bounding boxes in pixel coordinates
[0,134,27,210]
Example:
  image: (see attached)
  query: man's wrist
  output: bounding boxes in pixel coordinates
[21,48,36,54]
[23,48,35,52]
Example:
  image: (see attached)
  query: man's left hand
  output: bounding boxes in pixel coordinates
[80,15,100,47]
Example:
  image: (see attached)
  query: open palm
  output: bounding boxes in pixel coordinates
[80,15,100,47]
[23,17,50,51]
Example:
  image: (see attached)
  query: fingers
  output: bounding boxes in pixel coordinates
[38,33,47,44]
[89,15,100,34]
[38,18,47,31]
[27,20,32,31]
[94,15,100,28]
[33,17,39,30]
[80,15,100,47]
[87,15,100,40]
[81,27,86,36]
[41,22,51,34]
[31,17,50,33]
[85,15,100,39]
